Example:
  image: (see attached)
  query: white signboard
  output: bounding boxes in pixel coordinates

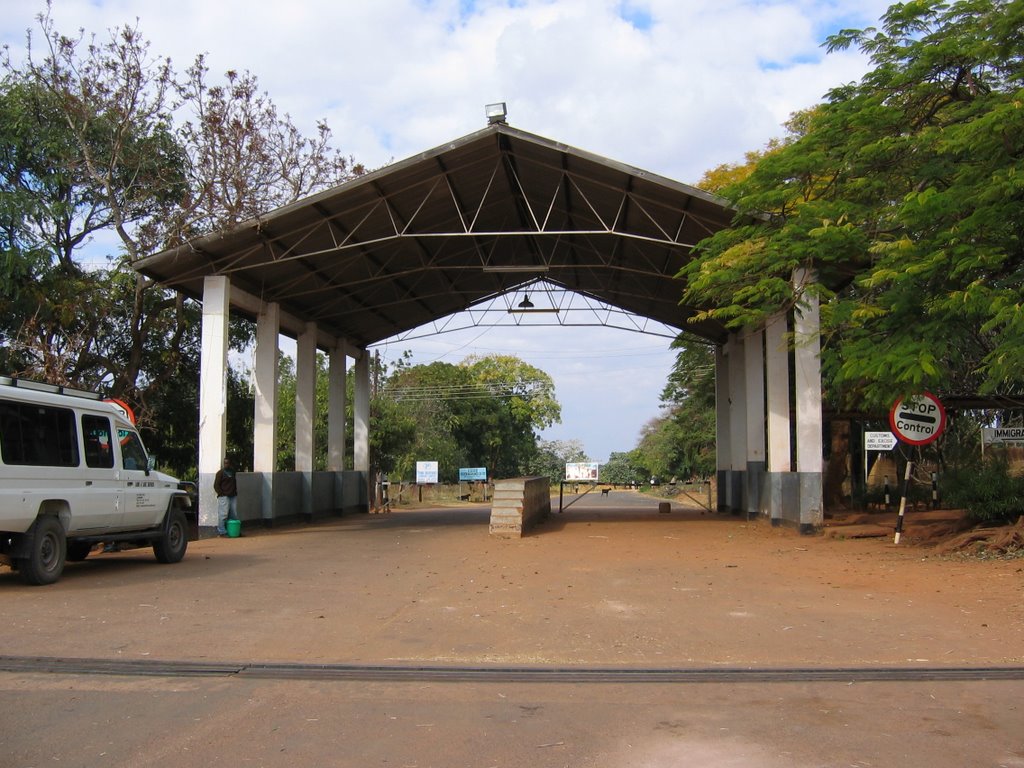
[416,461,439,484]
[889,392,946,446]
[565,462,599,481]
[982,427,1024,446]
[865,431,898,451]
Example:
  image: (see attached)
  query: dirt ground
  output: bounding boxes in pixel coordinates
[1,489,1021,667]
[2,490,1023,768]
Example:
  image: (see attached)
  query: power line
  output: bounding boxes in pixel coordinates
[381,379,550,402]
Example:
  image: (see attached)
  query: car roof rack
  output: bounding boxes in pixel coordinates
[0,376,103,401]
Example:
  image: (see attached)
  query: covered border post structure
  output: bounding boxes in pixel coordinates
[193,275,371,534]
[715,268,823,533]
[135,119,824,535]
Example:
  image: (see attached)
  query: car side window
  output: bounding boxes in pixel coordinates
[83,415,114,469]
[0,400,79,466]
[117,428,148,471]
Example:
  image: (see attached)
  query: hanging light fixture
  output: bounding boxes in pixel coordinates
[507,292,560,314]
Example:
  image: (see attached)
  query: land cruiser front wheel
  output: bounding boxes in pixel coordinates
[18,516,67,586]
[153,506,188,564]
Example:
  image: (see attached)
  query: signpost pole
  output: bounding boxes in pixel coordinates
[893,461,913,545]
[863,424,868,493]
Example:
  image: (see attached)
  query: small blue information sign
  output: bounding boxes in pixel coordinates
[459,467,488,482]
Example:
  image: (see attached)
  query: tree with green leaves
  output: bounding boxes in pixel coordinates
[683,0,1024,413]
[462,354,561,477]
[383,361,487,481]
[600,450,645,486]
[2,5,362,478]
[625,338,717,484]
[365,353,561,482]
[526,438,589,485]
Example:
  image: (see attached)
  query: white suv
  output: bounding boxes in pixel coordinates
[0,377,195,585]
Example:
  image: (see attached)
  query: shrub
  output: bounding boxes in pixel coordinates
[944,456,1024,525]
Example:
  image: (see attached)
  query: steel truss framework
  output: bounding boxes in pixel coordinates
[136,122,736,349]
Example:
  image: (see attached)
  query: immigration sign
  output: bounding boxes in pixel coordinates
[982,427,1024,446]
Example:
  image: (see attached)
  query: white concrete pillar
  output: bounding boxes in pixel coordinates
[793,267,824,532]
[253,302,280,473]
[295,322,317,474]
[198,276,230,534]
[353,350,370,473]
[764,311,794,522]
[726,334,747,513]
[743,328,766,516]
[253,302,279,523]
[327,340,348,472]
[714,344,731,512]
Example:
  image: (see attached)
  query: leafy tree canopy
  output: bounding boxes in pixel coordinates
[1,5,363,475]
[682,0,1024,411]
[526,438,589,485]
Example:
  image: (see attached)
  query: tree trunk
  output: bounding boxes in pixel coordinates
[824,419,851,510]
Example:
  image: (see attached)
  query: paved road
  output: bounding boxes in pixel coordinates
[2,496,1022,767]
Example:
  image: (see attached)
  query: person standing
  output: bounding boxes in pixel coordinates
[214,456,238,536]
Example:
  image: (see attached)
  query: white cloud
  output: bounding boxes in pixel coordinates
[0,0,893,463]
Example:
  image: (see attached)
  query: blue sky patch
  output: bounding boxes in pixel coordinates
[618,1,654,31]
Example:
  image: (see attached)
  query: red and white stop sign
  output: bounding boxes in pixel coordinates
[889,392,946,445]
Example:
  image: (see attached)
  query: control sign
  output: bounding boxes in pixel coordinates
[889,392,946,445]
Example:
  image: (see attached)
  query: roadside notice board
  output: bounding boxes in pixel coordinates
[565,462,599,481]
[459,467,488,481]
[416,461,439,484]
[889,392,946,446]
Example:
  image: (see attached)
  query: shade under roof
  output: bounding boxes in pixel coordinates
[134,122,736,348]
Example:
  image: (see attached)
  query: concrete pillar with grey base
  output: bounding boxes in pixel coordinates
[743,328,766,518]
[328,340,348,509]
[764,311,792,525]
[296,322,317,520]
[198,276,230,535]
[714,345,731,512]
[353,350,371,512]
[726,335,747,514]
[793,268,824,534]
[254,301,280,524]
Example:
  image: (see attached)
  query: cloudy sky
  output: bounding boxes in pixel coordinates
[1,0,893,465]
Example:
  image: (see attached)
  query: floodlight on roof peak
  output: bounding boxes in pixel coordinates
[485,102,508,124]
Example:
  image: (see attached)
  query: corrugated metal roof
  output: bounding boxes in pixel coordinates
[134,122,735,347]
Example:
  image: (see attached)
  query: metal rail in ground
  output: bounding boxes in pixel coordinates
[2,656,1023,684]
